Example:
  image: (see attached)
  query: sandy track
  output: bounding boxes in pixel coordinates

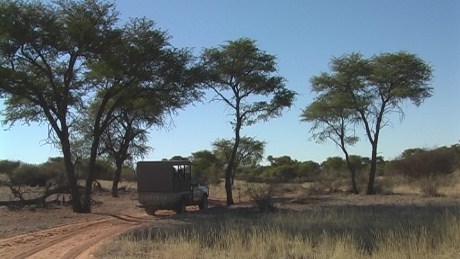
[0,212,151,259]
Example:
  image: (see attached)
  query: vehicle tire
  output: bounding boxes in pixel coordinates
[174,199,186,214]
[144,207,156,215]
[199,196,208,210]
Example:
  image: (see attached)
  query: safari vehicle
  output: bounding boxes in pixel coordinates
[136,160,209,215]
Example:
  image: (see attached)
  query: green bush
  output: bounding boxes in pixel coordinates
[0,160,21,176]
[192,164,221,185]
[39,157,67,183]
[77,159,115,180]
[269,165,297,182]
[121,165,137,181]
[390,147,457,178]
[10,163,56,187]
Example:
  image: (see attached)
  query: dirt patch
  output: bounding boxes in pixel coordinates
[0,189,153,258]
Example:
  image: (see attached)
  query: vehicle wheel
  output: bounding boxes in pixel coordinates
[174,200,186,214]
[144,207,156,215]
[199,196,208,210]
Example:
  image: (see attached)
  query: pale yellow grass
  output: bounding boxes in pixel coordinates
[96,205,460,258]
[391,171,460,197]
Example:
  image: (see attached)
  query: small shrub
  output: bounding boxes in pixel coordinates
[419,176,443,197]
[245,183,276,212]
[373,177,393,195]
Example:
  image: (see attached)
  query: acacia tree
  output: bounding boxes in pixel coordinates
[0,0,117,212]
[0,1,201,212]
[212,137,265,186]
[79,96,153,198]
[77,17,202,205]
[308,52,432,194]
[201,38,295,205]
[100,106,152,198]
[301,84,361,193]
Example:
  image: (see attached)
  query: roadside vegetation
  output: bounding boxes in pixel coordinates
[1,143,458,206]
[97,202,460,258]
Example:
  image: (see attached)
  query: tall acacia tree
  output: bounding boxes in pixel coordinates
[79,17,201,208]
[307,52,432,194]
[0,1,202,212]
[0,0,118,212]
[201,38,295,205]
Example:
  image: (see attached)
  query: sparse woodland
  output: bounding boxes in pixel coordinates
[0,0,459,258]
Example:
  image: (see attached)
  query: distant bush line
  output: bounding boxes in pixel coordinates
[1,144,458,191]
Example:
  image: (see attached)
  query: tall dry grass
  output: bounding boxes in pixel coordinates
[97,205,460,258]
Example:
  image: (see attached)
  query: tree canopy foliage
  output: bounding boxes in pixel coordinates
[213,136,265,184]
[0,0,202,212]
[201,38,296,205]
[303,52,433,194]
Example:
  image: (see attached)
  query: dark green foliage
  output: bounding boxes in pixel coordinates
[39,157,67,182]
[0,0,120,212]
[201,38,296,205]
[0,160,21,176]
[120,165,136,181]
[297,161,321,178]
[212,137,266,187]
[77,159,115,181]
[243,156,319,183]
[270,164,297,182]
[390,146,458,178]
[10,164,43,186]
[0,0,203,212]
[191,150,221,184]
[321,156,346,175]
[10,163,61,187]
[304,52,433,194]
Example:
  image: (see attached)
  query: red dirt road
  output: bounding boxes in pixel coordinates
[0,210,151,259]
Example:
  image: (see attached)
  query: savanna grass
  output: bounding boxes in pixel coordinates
[97,205,460,258]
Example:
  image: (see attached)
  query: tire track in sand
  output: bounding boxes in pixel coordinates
[0,212,151,259]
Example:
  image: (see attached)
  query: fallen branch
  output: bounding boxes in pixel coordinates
[0,180,72,208]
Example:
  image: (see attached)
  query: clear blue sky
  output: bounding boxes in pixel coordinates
[1,0,459,164]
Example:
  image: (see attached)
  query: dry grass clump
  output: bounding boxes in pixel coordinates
[244,183,277,212]
[97,205,460,258]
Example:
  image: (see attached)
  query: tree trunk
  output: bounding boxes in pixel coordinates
[344,153,359,194]
[60,133,84,212]
[224,171,234,206]
[366,145,377,194]
[82,134,102,213]
[224,119,242,206]
[339,132,359,194]
[224,149,237,206]
[112,160,123,198]
[366,143,378,194]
